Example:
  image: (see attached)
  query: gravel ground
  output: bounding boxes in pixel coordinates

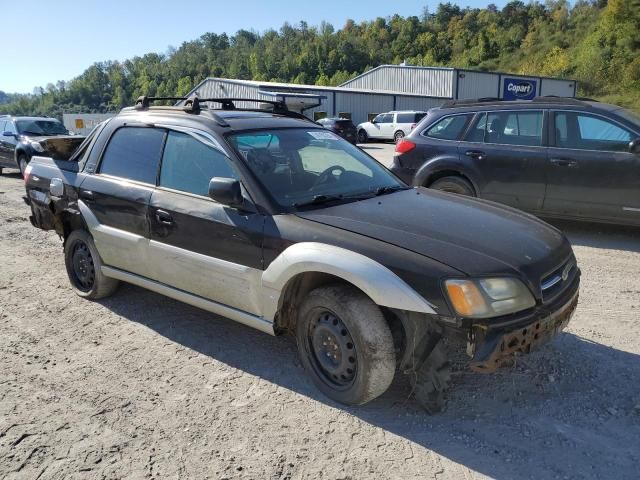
[1,159,639,479]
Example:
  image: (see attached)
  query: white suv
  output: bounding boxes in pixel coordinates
[357,111,427,143]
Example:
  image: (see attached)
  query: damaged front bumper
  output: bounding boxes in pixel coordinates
[468,288,579,373]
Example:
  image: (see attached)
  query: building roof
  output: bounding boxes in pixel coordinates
[190,77,450,99]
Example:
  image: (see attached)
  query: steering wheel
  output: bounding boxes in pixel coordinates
[313,165,346,188]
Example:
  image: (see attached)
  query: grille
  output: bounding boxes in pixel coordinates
[541,258,577,302]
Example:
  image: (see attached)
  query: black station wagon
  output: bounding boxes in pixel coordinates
[391,97,640,226]
[24,96,580,413]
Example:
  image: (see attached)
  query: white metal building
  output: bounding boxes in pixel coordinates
[340,65,577,101]
[183,65,578,126]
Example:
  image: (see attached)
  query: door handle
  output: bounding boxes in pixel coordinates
[79,190,95,202]
[550,158,578,168]
[465,150,485,160]
[154,209,174,226]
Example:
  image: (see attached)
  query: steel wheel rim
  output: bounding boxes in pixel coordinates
[307,309,357,389]
[71,241,95,291]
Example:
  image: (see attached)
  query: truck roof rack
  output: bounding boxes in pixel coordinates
[128,94,314,124]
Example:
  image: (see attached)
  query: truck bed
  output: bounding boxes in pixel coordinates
[25,156,82,232]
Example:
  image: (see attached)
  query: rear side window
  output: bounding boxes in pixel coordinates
[425,115,473,140]
[397,113,416,123]
[485,111,543,146]
[554,112,632,152]
[99,127,165,184]
[160,131,237,197]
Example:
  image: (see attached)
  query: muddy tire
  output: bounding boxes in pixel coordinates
[64,230,119,300]
[430,176,475,196]
[296,284,396,406]
[410,343,452,414]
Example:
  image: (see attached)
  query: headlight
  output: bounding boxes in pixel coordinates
[444,277,535,318]
[29,140,44,152]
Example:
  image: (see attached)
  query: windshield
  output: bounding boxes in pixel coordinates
[228,128,404,208]
[16,119,68,136]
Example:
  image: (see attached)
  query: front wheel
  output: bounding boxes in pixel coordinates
[357,130,368,144]
[18,155,28,178]
[394,130,405,144]
[64,230,119,300]
[296,285,396,405]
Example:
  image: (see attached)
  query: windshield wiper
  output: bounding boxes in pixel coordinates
[373,185,410,196]
[19,131,44,136]
[293,194,345,208]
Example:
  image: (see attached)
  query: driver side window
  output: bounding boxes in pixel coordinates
[159,131,237,197]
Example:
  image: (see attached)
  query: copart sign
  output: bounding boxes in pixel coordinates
[503,78,537,100]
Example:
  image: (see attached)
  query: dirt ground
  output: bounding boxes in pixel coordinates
[1,157,639,479]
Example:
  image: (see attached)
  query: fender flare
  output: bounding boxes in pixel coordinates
[414,157,481,193]
[261,242,436,321]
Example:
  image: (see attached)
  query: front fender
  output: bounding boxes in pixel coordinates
[261,242,436,321]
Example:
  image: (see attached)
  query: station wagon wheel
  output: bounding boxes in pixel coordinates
[296,284,395,405]
[64,230,119,300]
[430,176,475,196]
[394,131,405,143]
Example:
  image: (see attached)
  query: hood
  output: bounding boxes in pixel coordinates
[27,135,85,160]
[296,188,573,296]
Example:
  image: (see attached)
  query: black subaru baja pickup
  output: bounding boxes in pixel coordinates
[23,96,580,412]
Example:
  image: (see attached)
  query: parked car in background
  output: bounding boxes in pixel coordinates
[357,110,427,144]
[24,95,579,413]
[317,117,357,144]
[391,97,640,226]
[0,116,84,176]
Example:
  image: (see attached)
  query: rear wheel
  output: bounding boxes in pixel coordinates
[394,130,405,144]
[357,130,368,144]
[18,155,28,178]
[296,285,396,405]
[430,176,475,196]
[64,230,119,299]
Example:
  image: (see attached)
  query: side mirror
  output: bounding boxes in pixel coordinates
[2,131,15,137]
[371,119,377,124]
[208,177,243,208]
[629,138,640,154]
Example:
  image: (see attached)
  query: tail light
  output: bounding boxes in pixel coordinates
[410,123,417,130]
[24,164,33,185]
[395,139,416,154]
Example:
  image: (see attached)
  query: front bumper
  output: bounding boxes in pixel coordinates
[468,288,579,372]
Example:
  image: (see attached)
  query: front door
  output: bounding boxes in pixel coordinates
[370,113,393,139]
[459,110,547,211]
[0,120,18,166]
[544,110,640,222]
[148,129,265,315]
[79,125,165,278]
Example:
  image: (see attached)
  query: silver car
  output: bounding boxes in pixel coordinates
[357,111,427,143]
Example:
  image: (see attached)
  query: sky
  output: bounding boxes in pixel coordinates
[1,0,506,94]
